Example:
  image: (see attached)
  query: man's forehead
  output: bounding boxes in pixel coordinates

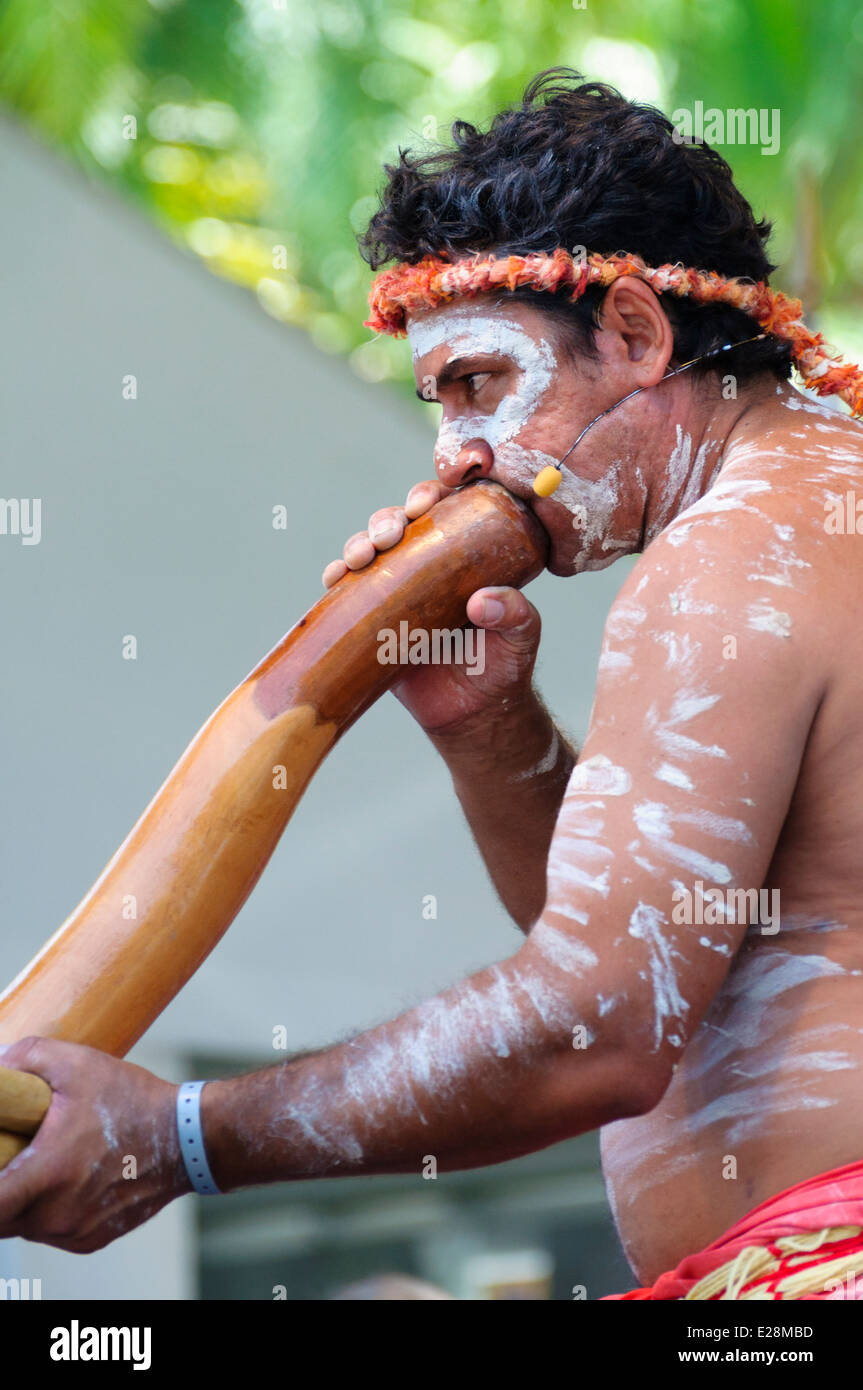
[405,299,546,362]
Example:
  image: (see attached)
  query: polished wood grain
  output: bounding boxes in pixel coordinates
[0,482,547,1162]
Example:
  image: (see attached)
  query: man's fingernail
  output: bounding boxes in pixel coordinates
[481,597,505,623]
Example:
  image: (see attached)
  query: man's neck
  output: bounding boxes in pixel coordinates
[641,373,787,544]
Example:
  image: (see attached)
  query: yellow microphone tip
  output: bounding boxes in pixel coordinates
[533,465,562,498]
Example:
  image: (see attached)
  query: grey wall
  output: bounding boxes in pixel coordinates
[0,114,631,1056]
[0,116,632,1297]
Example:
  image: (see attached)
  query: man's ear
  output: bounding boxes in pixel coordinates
[596,278,674,385]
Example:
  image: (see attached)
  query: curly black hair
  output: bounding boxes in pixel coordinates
[358,67,792,384]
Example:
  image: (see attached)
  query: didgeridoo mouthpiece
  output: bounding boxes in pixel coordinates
[0,481,548,1164]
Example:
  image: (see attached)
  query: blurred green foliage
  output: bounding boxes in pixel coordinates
[3,0,863,389]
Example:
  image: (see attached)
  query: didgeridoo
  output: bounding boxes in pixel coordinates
[0,481,547,1169]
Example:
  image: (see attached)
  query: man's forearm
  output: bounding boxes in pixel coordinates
[429,692,576,929]
[199,943,632,1193]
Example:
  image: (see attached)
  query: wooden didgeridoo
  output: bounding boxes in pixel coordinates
[0,480,547,1169]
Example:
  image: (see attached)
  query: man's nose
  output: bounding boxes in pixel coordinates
[436,436,494,489]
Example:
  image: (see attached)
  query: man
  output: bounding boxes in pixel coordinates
[2,69,863,1300]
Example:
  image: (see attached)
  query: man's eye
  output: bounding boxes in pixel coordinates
[465,372,492,394]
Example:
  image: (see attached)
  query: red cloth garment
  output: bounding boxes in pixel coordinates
[603,1158,863,1300]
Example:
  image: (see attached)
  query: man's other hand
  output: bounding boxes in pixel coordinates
[0,1036,186,1253]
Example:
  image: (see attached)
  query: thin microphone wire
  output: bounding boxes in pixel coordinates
[556,333,767,470]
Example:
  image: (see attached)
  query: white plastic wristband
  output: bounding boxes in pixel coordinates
[177,1081,221,1196]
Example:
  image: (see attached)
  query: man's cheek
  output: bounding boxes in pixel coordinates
[492,439,559,490]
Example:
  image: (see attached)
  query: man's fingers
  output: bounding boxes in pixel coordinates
[0,1036,47,1071]
[367,506,407,549]
[322,558,347,589]
[325,485,452,587]
[0,1038,57,1114]
[323,482,455,588]
[342,531,376,571]
[466,587,540,643]
[344,509,407,570]
[0,1140,51,1228]
[0,1035,91,1090]
[404,479,451,519]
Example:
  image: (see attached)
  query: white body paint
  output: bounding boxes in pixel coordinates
[529,921,599,975]
[628,903,688,1050]
[509,729,561,783]
[633,800,733,883]
[568,754,632,796]
[747,601,792,638]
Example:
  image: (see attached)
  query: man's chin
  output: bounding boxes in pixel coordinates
[542,542,585,577]
[545,541,628,577]
[476,475,585,576]
[546,554,579,578]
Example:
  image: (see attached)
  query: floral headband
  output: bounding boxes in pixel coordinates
[365,248,863,418]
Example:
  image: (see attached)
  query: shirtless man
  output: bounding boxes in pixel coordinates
[1,70,862,1299]
[323,310,863,1293]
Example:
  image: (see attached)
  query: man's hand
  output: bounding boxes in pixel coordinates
[322,479,544,735]
[0,1037,187,1253]
[322,477,572,928]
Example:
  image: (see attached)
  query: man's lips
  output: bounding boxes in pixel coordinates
[469,475,556,557]
[488,470,552,517]
[450,438,558,526]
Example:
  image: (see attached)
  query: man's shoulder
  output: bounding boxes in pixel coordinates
[604,483,826,673]
[673,406,863,538]
[639,424,861,603]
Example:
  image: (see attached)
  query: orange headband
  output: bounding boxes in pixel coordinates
[365,248,863,418]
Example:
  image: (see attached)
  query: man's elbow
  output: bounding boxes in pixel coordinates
[611,1050,671,1120]
[605,1003,678,1119]
[545,1033,672,1135]
[513,944,677,1125]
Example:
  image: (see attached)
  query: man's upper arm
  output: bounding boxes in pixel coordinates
[522,510,827,1095]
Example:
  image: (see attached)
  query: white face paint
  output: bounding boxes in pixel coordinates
[407,305,639,572]
[551,459,641,570]
[407,310,559,471]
